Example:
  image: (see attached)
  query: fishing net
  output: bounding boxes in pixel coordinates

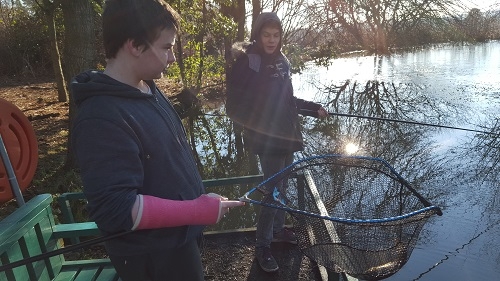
[240,154,442,280]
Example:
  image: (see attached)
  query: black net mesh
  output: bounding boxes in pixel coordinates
[251,155,442,280]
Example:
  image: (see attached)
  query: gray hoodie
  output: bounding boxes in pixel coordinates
[226,13,322,154]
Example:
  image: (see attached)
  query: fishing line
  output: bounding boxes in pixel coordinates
[191,110,498,136]
[299,109,498,136]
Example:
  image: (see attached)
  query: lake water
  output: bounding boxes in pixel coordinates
[201,41,500,280]
[290,41,500,280]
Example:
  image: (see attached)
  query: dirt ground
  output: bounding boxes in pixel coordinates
[0,77,322,281]
[201,229,320,280]
[57,229,321,281]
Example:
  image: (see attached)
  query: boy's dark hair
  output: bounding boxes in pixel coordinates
[102,0,181,59]
[261,20,281,34]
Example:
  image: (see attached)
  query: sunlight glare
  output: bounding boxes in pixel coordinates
[344,142,359,155]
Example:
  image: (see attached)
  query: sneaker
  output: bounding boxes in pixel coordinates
[272,228,298,244]
[255,247,279,273]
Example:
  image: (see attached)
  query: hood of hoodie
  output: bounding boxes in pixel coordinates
[250,12,283,56]
[230,13,286,70]
[71,70,152,106]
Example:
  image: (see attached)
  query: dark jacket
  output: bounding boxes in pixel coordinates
[71,70,205,256]
[226,13,322,154]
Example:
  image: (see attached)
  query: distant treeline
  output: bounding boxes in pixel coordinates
[1,0,499,82]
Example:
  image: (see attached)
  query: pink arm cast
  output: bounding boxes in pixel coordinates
[132,194,221,230]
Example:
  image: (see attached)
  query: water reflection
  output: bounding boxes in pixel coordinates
[468,115,500,182]
[188,41,499,280]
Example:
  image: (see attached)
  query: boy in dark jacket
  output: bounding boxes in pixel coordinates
[226,12,328,273]
[71,1,244,280]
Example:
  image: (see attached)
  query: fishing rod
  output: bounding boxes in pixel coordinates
[299,109,498,136]
[0,230,131,272]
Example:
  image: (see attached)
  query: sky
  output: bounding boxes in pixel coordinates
[465,0,499,10]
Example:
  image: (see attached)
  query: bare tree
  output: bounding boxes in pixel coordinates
[307,0,465,54]
[38,0,68,102]
[462,8,498,41]
[252,0,261,27]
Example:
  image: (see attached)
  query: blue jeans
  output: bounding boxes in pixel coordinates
[255,152,294,248]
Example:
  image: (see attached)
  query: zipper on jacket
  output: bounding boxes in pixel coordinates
[149,90,201,178]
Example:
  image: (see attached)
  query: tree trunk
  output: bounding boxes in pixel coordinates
[174,1,187,85]
[43,1,68,102]
[252,0,261,29]
[60,0,97,169]
[61,0,96,81]
[196,0,206,91]
[236,0,245,41]
[220,0,247,157]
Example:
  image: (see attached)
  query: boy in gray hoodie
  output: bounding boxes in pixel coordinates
[226,12,328,273]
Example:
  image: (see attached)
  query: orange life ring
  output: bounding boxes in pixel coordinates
[0,98,38,203]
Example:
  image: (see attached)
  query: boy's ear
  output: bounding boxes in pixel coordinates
[125,39,144,57]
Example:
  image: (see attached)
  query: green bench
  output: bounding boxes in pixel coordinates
[0,194,119,281]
